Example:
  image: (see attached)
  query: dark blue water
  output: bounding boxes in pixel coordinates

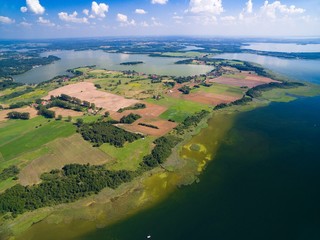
[82,96,320,240]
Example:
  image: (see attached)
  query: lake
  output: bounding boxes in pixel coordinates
[242,42,320,53]
[214,53,320,84]
[12,50,213,84]
[80,95,320,240]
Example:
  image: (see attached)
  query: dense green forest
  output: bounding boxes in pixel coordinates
[0,164,134,215]
[0,53,60,77]
[78,121,143,147]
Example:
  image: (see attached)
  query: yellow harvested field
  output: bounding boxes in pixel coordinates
[0,107,38,122]
[209,73,280,88]
[18,134,112,186]
[49,107,84,117]
[44,82,139,112]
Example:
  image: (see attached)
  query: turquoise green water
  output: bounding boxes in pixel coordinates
[81,96,320,240]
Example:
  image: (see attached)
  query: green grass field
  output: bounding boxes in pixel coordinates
[0,117,75,161]
[18,134,111,185]
[100,136,155,171]
[192,83,245,97]
[147,96,211,122]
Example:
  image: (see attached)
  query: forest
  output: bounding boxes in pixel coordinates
[78,121,143,147]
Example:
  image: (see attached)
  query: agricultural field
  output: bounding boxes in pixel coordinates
[19,134,112,185]
[101,136,156,171]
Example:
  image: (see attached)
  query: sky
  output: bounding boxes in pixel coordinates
[0,0,319,39]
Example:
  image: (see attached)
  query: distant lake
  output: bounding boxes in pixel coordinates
[214,53,320,84]
[242,43,320,53]
[12,50,213,84]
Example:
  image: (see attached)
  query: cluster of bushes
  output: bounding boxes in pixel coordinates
[78,121,143,147]
[175,110,210,134]
[0,164,134,215]
[9,101,31,109]
[173,76,193,84]
[37,106,55,118]
[138,123,159,129]
[119,113,141,124]
[0,166,19,181]
[140,136,181,169]
[117,103,146,113]
[178,85,191,94]
[7,111,30,120]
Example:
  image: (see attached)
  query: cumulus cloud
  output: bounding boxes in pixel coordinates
[261,1,305,19]
[23,0,45,15]
[135,9,147,14]
[0,16,15,24]
[20,6,28,13]
[188,0,223,14]
[151,0,168,5]
[246,0,253,14]
[83,9,89,16]
[58,12,89,24]
[117,13,136,26]
[91,1,109,18]
[37,17,55,26]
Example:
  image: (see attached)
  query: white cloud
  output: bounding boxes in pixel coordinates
[25,0,45,15]
[37,17,55,26]
[0,16,15,24]
[20,21,32,27]
[135,9,147,14]
[246,0,253,14]
[173,16,183,20]
[117,13,136,26]
[58,12,89,24]
[20,6,28,13]
[83,9,89,16]
[188,0,223,14]
[91,1,109,18]
[151,0,168,5]
[261,1,305,19]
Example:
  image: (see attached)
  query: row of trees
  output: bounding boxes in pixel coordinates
[7,111,30,120]
[117,103,146,113]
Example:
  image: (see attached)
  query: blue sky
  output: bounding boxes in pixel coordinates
[0,0,319,39]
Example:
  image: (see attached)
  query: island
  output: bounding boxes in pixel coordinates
[120,61,144,65]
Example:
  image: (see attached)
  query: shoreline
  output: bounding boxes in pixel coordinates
[9,82,319,240]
